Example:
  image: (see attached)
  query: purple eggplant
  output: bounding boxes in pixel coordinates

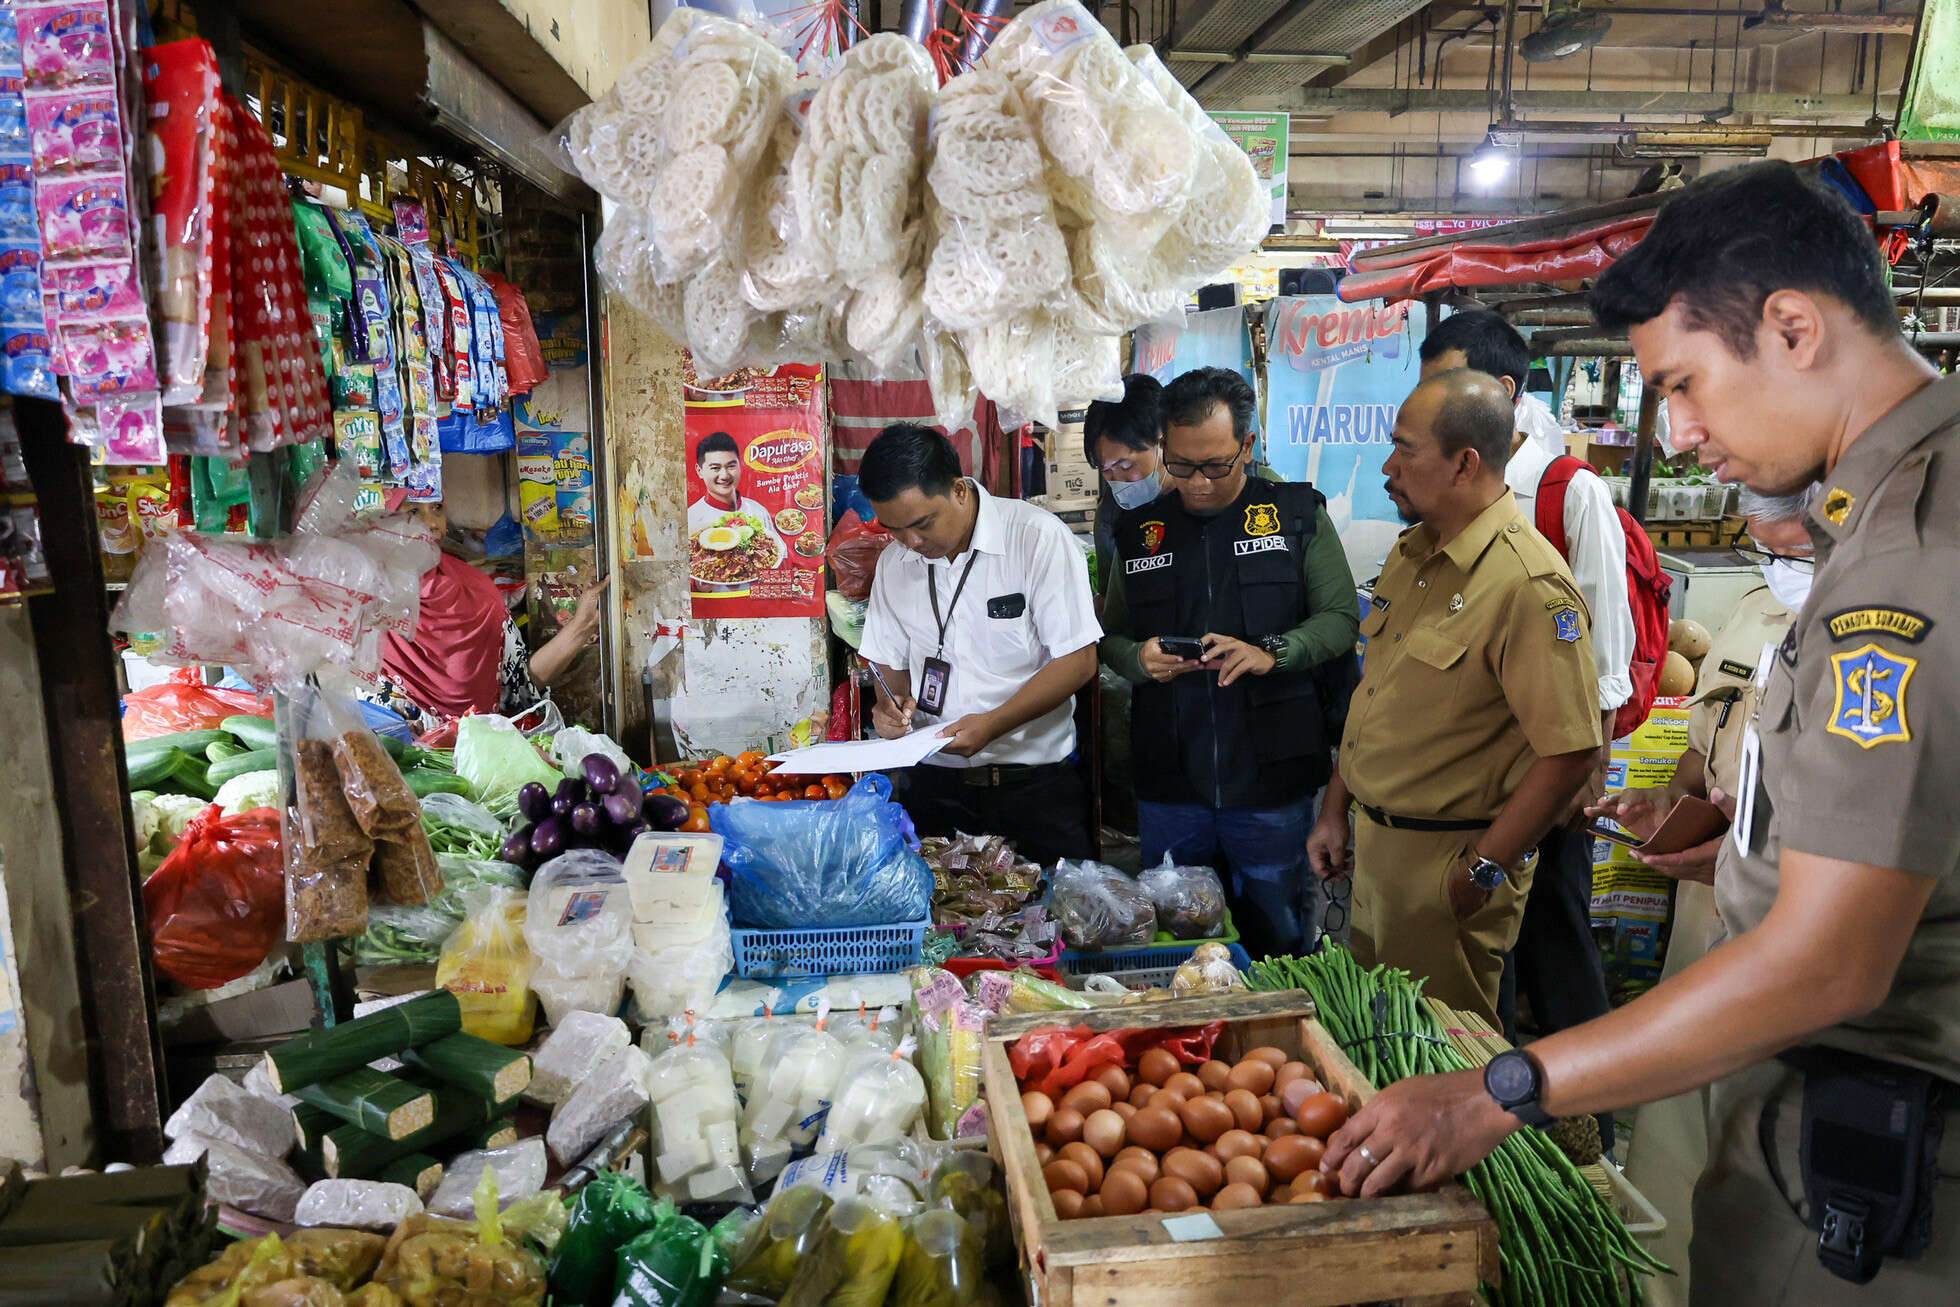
[613,819,651,852]
[570,802,605,838]
[581,754,621,796]
[501,827,533,868]
[603,787,643,827]
[517,782,552,823]
[645,793,690,832]
[530,816,566,860]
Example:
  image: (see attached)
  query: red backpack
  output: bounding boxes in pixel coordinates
[1535,455,1674,741]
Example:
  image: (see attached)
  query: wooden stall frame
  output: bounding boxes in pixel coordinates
[981,991,1500,1307]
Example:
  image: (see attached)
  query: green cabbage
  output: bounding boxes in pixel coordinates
[214,769,282,816]
[150,794,210,849]
[456,715,564,817]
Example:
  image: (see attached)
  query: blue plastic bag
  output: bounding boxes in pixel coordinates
[712,775,931,928]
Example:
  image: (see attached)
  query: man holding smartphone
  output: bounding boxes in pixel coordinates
[1100,367,1360,958]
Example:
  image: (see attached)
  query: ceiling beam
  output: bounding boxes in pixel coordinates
[1285,87,1897,115]
[1169,49,1352,63]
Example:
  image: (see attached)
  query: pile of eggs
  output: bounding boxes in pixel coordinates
[1019,1044,1353,1218]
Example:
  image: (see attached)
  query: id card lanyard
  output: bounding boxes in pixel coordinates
[920,552,979,716]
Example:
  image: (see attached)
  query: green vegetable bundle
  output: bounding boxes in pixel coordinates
[1246,950,1669,1307]
[349,855,525,966]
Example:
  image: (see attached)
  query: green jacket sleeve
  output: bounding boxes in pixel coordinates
[1098,560,1150,685]
[1276,507,1361,672]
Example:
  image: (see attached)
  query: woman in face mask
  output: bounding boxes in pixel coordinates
[1086,373,1168,595]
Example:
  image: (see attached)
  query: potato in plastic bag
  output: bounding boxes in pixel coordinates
[1170,941,1246,997]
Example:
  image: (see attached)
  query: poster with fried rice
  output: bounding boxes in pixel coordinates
[685,356,827,617]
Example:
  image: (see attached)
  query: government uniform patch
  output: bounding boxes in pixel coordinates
[1554,609,1582,643]
[1826,642,1915,748]
[1244,503,1281,537]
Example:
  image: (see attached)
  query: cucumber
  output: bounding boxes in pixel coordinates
[206,739,250,763]
[126,742,185,789]
[168,751,217,799]
[206,748,279,787]
[403,769,471,798]
[379,733,408,758]
[130,728,232,757]
[221,715,278,752]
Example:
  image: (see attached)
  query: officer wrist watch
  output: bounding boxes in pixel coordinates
[1256,633,1288,670]
[1485,1048,1554,1129]
[1465,852,1507,891]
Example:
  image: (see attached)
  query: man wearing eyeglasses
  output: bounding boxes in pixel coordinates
[1100,366,1360,958]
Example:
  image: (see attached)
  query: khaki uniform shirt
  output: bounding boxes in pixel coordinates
[1342,492,1603,821]
[1723,373,1960,1083]
[1686,583,1795,796]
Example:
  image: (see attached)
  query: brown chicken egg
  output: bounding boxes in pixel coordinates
[1149,1176,1198,1212]
[1223,1089,1263,1133]
[1179,1095,1233,1143]
[1111,1146,1161,1183]
[1213,1182,1263,1211]
[1047,1106,1085,1146]
[1273,1061,1312,1091]
[1127,1106,1182,1153]
[1244,1046,1289,1070]
[1257,1094,1283,1125]
[1052,1189,1086,1218]
[1148,1088,1189,1113]
[1060,1141,1105,1191]
[1264,1117,1302,1140]
[1100,1167,1149,1216]
[1225,1154,1270,1194]
[1289,1187,1327,1204]
[1044,1159,1088,1194]
[1163,1071,1206,1100]
[1062,1081,1113,1116]
[1226,1058,1276,1096]
[1280,1077,1320,1118]
[1111,1101,1138,1123]
[1022,1091,1054,1132]
[1138,1048,1179,1086]
[1196,1059,1234,1092]
[1035,1142,1054,1165]
[1129,1083,1158,1109]
[1296,1169,1337,1197]
[1263,1134,1321,1183]
[1094,1066,1133,1101]
[1080,1194,1104,1218]
[1213,1129,1263,1161]
[1294,1092,1350,1139]
[1162,1146,1224,1196]
[1082,1109,1127,1159]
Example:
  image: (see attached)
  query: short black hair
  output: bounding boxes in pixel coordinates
[1083,373,1165,461]
[695,431,738,465]
[1163,367,1257,440]
[1420,309,1530,392]
[1591,160,1896,357]
[860,423,962,501]
[1425,369,1516,472]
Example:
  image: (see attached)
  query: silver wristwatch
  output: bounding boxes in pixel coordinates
[1466,854,1508,891]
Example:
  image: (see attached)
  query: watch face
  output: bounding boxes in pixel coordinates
[1488,1051,1536,1103]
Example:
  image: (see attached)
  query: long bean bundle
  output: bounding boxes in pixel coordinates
[1246,950,1670,1307]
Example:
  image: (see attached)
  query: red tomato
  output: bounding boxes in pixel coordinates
[804,784,828,800]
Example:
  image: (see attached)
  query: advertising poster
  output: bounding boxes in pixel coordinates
[1132,305,1252,386]
[1210,111,1289,227]
[1261,295,1429,578]
[684,359,827,617]
[516,312,594,547]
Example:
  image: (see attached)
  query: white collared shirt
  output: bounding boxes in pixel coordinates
[860,480,1102,767]
[1515,393,1568,459]
[1507,440,1636,711]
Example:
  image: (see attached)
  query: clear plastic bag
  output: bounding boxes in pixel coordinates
[646,1020,752,1204]
[725,1185,832,1303]
[1138,852,1226,940]
[548,1043,651,1165]
[436,883,537,1045]
[714,774,932,929]
[525,849,634,1025]
[778,1197,905,1307]
[547,726,634,782]
[429,1138,548,1217]
[418,792,509,861]
[293,1179,424,1229]
[1048,859,1156,949]
[726,988,786,1106]
[775,1139,935,1212]
[1171,940,1247,997]
[353,855,525,966]
[817,1036,926,1154]
[316,690,440,904]
[626,878,733,1023]
[741,1004,847,1178]
[891,1208,985,1307]
[285,685,373,943]
[909,968,986,1141]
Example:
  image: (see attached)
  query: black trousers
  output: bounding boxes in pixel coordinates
[895,760,1094,868]
[1501,824,1615,1145]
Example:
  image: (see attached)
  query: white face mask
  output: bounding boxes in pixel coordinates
[1761,558,1812,612]
[1108,470,1165,510]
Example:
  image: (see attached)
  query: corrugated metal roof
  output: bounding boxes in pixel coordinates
[1179,0,1286,52]
[1174,0,1435,105]
[1196,57,1347,102]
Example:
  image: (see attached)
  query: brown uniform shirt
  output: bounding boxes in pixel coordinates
[1723,372,1960,1083]
[1686,583,1795,796]
[1342,492,1604,821]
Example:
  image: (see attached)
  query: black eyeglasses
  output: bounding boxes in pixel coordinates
[1163,442,1250,481]
[1733,544,1815,572]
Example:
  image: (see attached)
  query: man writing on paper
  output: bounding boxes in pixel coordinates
[858,423,1102,865]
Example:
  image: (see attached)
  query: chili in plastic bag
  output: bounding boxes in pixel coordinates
[143,805,285,989]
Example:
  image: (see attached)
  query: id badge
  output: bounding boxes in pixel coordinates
[917,656,951,717]
[1732,725,1762,856]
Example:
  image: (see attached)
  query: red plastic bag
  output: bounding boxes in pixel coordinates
[1008,1022,1227,1101]
[122,678,272,739]
[142,805,286,989]
[826,511,893,602]
[485,273,548,395]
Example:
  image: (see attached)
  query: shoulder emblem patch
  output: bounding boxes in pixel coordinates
[1822,487,1854,525]
[1826,606,1932,644]
[1827,642,1915,749]
[1140,521,1166,555]
[1244,503,1281,537]
[1554,609,1582,643]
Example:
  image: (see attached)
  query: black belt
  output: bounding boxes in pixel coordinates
[941,761,1069,789]
[1353,800,1488,833]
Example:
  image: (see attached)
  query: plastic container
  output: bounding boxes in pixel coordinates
[730,919,930,979]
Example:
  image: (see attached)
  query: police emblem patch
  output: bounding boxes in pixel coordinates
[1827,642,1915,748]
[1244,503,1281,537]
[1822,487,1854,525]
[1554,609,1582,643]
[1141,521,1166,554]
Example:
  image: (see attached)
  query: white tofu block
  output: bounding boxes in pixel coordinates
[527,1011,631,1107]
[164,1074,294,1159]
[643,1053,698,1104]
[654,1084,718,1138]
[704,1119,739,1166]
[686,1164,747,1201]
[294,1179,423,1229]
[548,1045,651,1165]
[656,1136,710,1179]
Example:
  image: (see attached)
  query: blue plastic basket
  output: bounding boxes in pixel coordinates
[1060,940,1254,979]
[729,919,931,979]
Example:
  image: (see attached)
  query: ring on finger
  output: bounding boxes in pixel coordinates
[1357,1143,1382,1168]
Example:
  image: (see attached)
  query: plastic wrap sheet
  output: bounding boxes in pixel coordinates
[293,1179,424,1229]
[164,1073,294,1157]
[527,1010,631,1107]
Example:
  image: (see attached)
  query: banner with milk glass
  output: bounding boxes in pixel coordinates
[1261,295,1430,579]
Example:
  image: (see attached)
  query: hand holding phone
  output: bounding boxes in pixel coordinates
[1157,635,1206,659]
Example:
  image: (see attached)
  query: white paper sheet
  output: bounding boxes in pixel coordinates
[764,728,950,772]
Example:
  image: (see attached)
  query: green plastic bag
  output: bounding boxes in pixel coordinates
[548,1170,660,1307]
[613,1200,728,1307]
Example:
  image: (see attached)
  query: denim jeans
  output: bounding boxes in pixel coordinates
[1138,795,1318,959]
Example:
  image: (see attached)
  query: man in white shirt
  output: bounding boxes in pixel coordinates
[859,423,1103,865]
[1418,312,1630,1080]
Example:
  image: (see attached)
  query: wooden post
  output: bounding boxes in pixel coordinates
[18,398,166,1160]
[1628,386,1662,526]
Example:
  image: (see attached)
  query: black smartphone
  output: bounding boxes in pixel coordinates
[1158,636,1206,660]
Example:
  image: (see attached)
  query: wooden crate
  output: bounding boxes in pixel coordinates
[981,991,1500,1307]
